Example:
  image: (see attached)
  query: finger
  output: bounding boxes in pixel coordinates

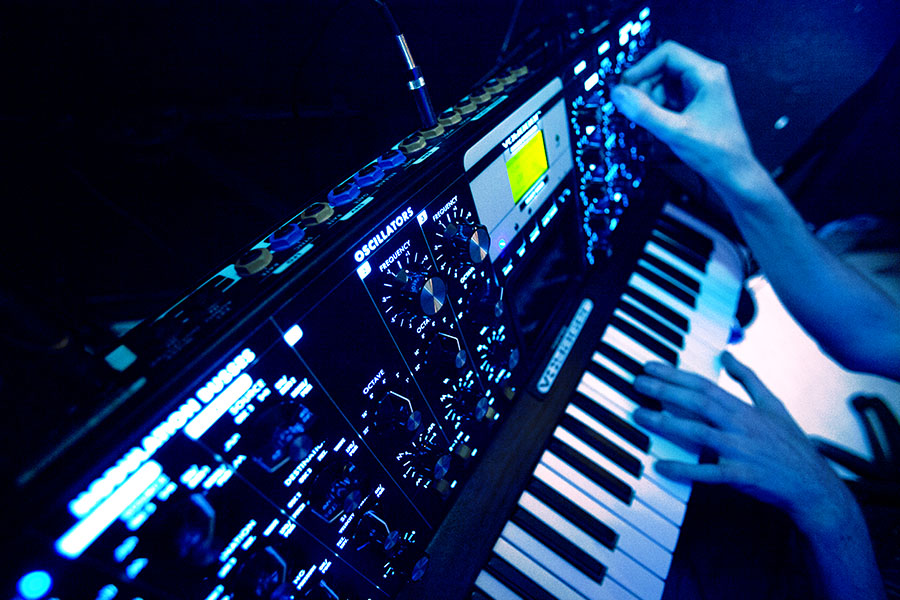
[653,459,751,487]
[610,84,684,144]
[721,352,793,420]
[641,361,708,388]
[620,40,713,90]
[634,375,737,426]
[633,407,728,452]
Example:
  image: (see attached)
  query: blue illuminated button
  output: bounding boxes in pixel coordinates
[354,163,384,188]
[377,148,406,169]
[267,223,305,252]
[17,571,52,600]
[327,181,361,207]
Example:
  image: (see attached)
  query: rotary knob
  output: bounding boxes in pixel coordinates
[412,443,452,481]
[373,391,423,436]
[311,459,367,520]
[444,221,490,264]
[395,269,447,316]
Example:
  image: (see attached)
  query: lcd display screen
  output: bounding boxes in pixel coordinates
[505,129,549,204]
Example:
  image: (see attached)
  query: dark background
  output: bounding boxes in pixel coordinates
[1,0,898,354]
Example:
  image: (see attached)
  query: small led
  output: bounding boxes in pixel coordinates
[283,325,303,347]
[17,571,53,600]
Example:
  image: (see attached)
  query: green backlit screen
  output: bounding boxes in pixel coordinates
[506,129,549,203]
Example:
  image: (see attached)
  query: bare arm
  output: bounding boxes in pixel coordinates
[611,41,900,379]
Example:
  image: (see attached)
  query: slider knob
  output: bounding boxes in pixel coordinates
[444,222,490,264]
[395,269,446,316]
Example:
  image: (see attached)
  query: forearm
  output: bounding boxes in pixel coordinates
[709,158,900,379]
[796,499,886,600]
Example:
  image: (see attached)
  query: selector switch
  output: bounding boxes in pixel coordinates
[267,223,305,252]
[235,248,273,277]
[444,221,490,264]
[299,202,335,227]
[395,269,446,316]
[328,181,361,207]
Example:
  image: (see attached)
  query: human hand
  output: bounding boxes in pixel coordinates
[631,353,859,535]
[610,41,761,193]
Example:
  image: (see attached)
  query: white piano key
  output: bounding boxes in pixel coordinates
[644,241,738,301]
[474,571,524,600]
[662,204,746,278]
[553,426,687,526]
[519,491,666,600]
[565,402,692,503]
[539,451,681,551]
[501,522,607,599]
[638,257,738,329]
[637,255,735,312]
[608,311,720,379]
[531,464,673,579]
[577,373,699,466]
[493,537,588,600]
[593,350,636,384]
[629,272,730,346]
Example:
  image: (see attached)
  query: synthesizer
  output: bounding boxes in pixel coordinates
[2,4,737,600]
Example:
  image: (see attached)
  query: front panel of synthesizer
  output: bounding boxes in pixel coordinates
[7,5,655,600]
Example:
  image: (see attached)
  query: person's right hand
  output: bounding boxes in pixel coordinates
[610,41,760,192]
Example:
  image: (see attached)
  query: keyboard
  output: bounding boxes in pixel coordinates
[472,205,745,600]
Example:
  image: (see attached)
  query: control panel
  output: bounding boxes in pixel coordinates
[5,4,655,600]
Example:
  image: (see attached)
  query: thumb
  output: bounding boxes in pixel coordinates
[610,84,682,142]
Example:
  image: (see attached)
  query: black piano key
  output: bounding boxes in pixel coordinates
[597,340,643,376]
[616,299,685,348]
[641,252,701,294]
[608,315,679,365]
[650,231,708,273]
[624,285,690,333]
[526,478,618,550]
[547,438,634,504]
[571,392,651,453]
[510,507,608,584]
[586,361,663,411]
[485,555,557,600]
[658,212,714,256]
[470,590,494,600]
[560,414,642,477]
[634,264,697,308]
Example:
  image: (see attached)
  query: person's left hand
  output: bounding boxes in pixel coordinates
[632,352,858,535]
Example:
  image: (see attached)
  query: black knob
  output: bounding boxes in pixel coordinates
[444,221,491,264]
[426,333,468,375]
[395,269,447,316]
[373,391,423,436]
[234,546,290,600]
[311,460,366,520]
